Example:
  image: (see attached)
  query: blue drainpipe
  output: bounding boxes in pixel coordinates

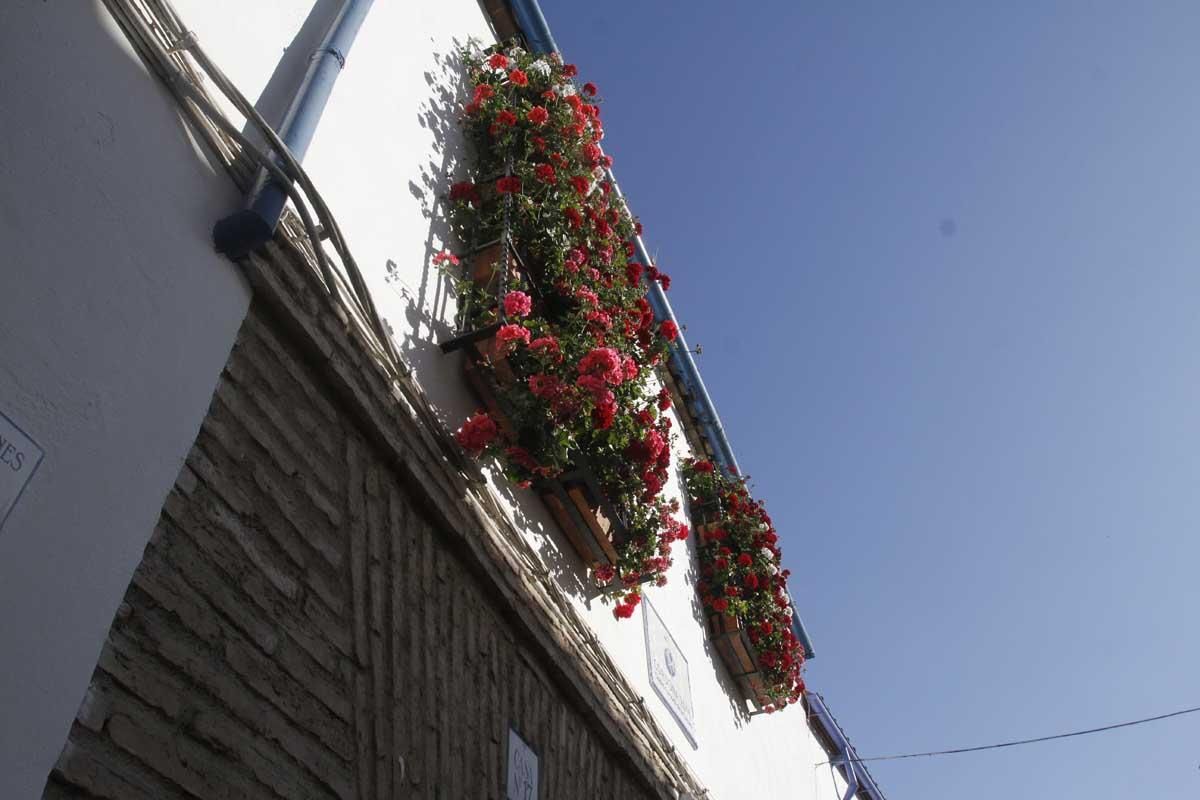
[213,0,376,258]
[506,0,816,659]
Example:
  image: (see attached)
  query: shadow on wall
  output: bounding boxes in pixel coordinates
[394,42,599,607]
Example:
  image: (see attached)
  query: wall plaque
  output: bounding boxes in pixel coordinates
[506,726,539,800]
[643,597,697,747]
[0,409,43,532]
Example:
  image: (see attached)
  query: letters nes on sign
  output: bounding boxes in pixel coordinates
[0,409,44,531]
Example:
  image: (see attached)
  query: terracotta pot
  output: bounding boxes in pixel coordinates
[537,466,626,570]
[707,612,771,710]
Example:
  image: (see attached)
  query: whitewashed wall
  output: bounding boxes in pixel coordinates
[0,3,252,798]
[171,1,849,797]
[2,0,852,796]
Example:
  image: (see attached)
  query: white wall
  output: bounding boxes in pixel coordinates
[170,1,847,797]
[0,3,252,797]
[4,0,850,796]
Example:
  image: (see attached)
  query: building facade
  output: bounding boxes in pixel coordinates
[0,1,883,798]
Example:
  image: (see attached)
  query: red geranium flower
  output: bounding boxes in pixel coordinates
[613,603,635,620]
[449,181,479,204]
[569,175,590,196]
[529,336,562,362]
[488,53,509,69]
[534,163,556,184]
[495,109,518,127]
[712,598,729,613]
[659,319,679,342]
[526,105,549,125]
[583,81,598,96]
[494,323,530,353]
[508,69,528,86]
[495,176,522,194]
[455,411,498,455]
[562,64,578,77]
[503,290,532,318]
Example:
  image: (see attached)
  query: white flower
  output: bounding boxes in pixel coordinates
[528,59,551,77]
[555,82,577,97]
[762,548,779,575]
[507,45,526,60]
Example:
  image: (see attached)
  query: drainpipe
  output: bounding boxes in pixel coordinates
[808,692,861,800]
[213,0,375,258]
[506,0,818,659]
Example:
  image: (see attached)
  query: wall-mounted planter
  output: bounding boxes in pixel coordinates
[440,237,524,355]
[698,520,771,710]
[537,464,630,570]
[706,612,770,710]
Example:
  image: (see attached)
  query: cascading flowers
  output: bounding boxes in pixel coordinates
[443,42,685,613]
[682,458,806,711]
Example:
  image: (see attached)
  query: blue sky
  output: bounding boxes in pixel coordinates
[545,1,1200,797]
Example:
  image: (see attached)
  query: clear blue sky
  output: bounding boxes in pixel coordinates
[545,1,1200,797]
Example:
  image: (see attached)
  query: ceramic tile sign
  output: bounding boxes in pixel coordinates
[505,727,538,800]
[0,409,43,532]
[643,597,698,747]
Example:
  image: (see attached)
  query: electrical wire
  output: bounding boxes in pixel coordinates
[819,703,1200,765]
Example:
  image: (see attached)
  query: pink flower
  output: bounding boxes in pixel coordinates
[575,287,599,308]
[503,290,532,318]
[528,373,562,399]
[494,323,530,353]
[577,347,624,385]
[529,336,562,362]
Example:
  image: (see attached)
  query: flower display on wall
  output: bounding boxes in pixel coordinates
[443,43,685,613]
[682,459,806,712]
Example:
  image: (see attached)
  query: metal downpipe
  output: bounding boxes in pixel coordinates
[213,0,375,258]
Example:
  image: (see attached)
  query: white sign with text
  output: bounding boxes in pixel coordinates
[0,410,43,531]
[506,727,538,800]
[643,597,698,746]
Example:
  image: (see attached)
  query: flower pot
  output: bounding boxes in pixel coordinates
[440,238,524,355]
[536,464,629,570]
[707,612,771,710]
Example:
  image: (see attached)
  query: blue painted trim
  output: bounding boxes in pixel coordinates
[213,0,376,258]
[505,0,817,660]
[808,692,887,800]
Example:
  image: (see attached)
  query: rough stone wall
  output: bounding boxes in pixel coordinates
[42,294,658,800]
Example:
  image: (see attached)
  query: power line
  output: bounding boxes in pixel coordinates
[819,703,1200,765]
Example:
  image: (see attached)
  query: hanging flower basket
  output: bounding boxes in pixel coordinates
[536,462,635,570]
[706,612,772,708]
[443,43,686,617]
[684,459,807,714]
